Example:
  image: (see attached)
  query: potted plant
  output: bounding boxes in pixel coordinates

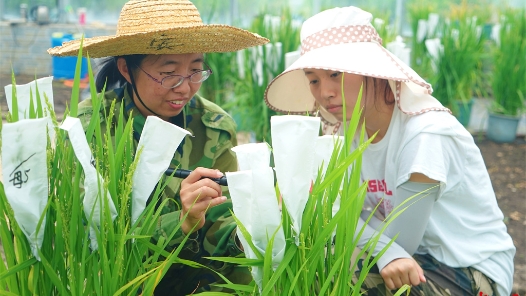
[230,7,301,143]
[428,13,486,127]
[407,0,438,80]
[487,8,526,143]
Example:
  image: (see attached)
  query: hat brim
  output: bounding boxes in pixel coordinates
[48,24,269,58]
[265,42,434,124]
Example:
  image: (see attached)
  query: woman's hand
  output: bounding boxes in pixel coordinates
[380,258,426,290]
[179,167,227,235]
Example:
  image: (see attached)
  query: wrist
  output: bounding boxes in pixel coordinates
[180,212,203,235]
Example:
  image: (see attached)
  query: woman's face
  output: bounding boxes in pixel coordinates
[304,69,364,122]
[119,53,205,121]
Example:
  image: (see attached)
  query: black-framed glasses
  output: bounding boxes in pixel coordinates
[136,62,213,89]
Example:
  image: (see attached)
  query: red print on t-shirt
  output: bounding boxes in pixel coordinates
[366,180,394,217]
[367,179,393,195]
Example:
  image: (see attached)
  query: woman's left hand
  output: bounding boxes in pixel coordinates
[380,258,426,290]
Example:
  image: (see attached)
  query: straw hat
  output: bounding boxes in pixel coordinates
[264,6,449,127]
[48,0,269,58]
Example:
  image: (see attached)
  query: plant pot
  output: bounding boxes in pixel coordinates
[482,24,492,39]
[486,112,520,143]
[455,99,474,127]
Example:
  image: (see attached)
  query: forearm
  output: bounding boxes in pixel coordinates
[355,215,412,271]
[383,181,439,255]
[358,181,439,270]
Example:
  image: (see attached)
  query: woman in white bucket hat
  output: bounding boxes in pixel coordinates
[265,6,515,296]
[49,0,268,294]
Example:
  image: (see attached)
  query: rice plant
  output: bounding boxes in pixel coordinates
[199,51,238,107]
[490,8,526,116]
[407,0,437,79]
[202,81,416,295]
[429,14,486,118]
[0,44,186,295]
[194,0,240,107]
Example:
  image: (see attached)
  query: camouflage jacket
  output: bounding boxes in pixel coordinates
[77,86,251,294]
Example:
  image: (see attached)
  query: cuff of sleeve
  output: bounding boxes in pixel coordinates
[227,230,244,256]
[375,243,412,271]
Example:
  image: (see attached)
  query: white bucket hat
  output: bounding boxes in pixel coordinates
[264,6,449,128]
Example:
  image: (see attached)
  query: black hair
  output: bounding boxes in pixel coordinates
[95,54,148,92]
[363,76,395,110]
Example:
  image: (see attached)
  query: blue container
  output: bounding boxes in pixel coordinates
[51,32,88,79]
[486,113,520,143]
[455,99,474,127]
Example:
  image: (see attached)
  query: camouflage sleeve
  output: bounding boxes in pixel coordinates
[77,98,95,129]
[213,125,238,171]
[203,128,241,256]
[76,94,118,132]
[152,200,241,258]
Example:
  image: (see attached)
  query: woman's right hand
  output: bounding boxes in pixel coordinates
[178,167,227,235]
[380,258,426,290]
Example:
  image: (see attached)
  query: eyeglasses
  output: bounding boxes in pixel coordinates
[135,62,213,89]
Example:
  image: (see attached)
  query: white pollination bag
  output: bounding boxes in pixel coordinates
[131,116,191,224]
[271,115,320,240]
[60,116,117,250]
[2,118,50,260]
[227,143,285,288]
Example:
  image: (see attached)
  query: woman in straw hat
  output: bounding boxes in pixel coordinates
[265,6,515,296]
[49,0,268,294]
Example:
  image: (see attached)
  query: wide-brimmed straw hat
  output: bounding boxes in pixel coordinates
[48,0,269,58]
[265,6,449,127]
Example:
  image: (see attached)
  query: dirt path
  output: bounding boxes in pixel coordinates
[478,139,526,294]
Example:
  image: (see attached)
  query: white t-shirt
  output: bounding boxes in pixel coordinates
[357,106,515,296]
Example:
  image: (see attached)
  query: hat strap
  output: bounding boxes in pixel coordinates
[128,68,165,118]
[301,24,382,55]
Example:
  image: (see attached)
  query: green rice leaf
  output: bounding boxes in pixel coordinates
[28,86,35,119]
[194,293,235,296]
[69,36,85,117]
[230,212,264,260]
[0,258,37,281]
[0,290,22,296]
[205,257,263,266]
[260,246,297,295]
[38,254,69,296]
[10,70,18,122]
[393,284,411,296]
[34,77,44,118]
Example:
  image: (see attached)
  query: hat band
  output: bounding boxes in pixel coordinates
[301,24,382,55]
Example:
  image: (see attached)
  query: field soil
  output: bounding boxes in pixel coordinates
[1,74,525,294]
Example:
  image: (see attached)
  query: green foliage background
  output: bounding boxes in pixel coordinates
[2,0,525,26]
